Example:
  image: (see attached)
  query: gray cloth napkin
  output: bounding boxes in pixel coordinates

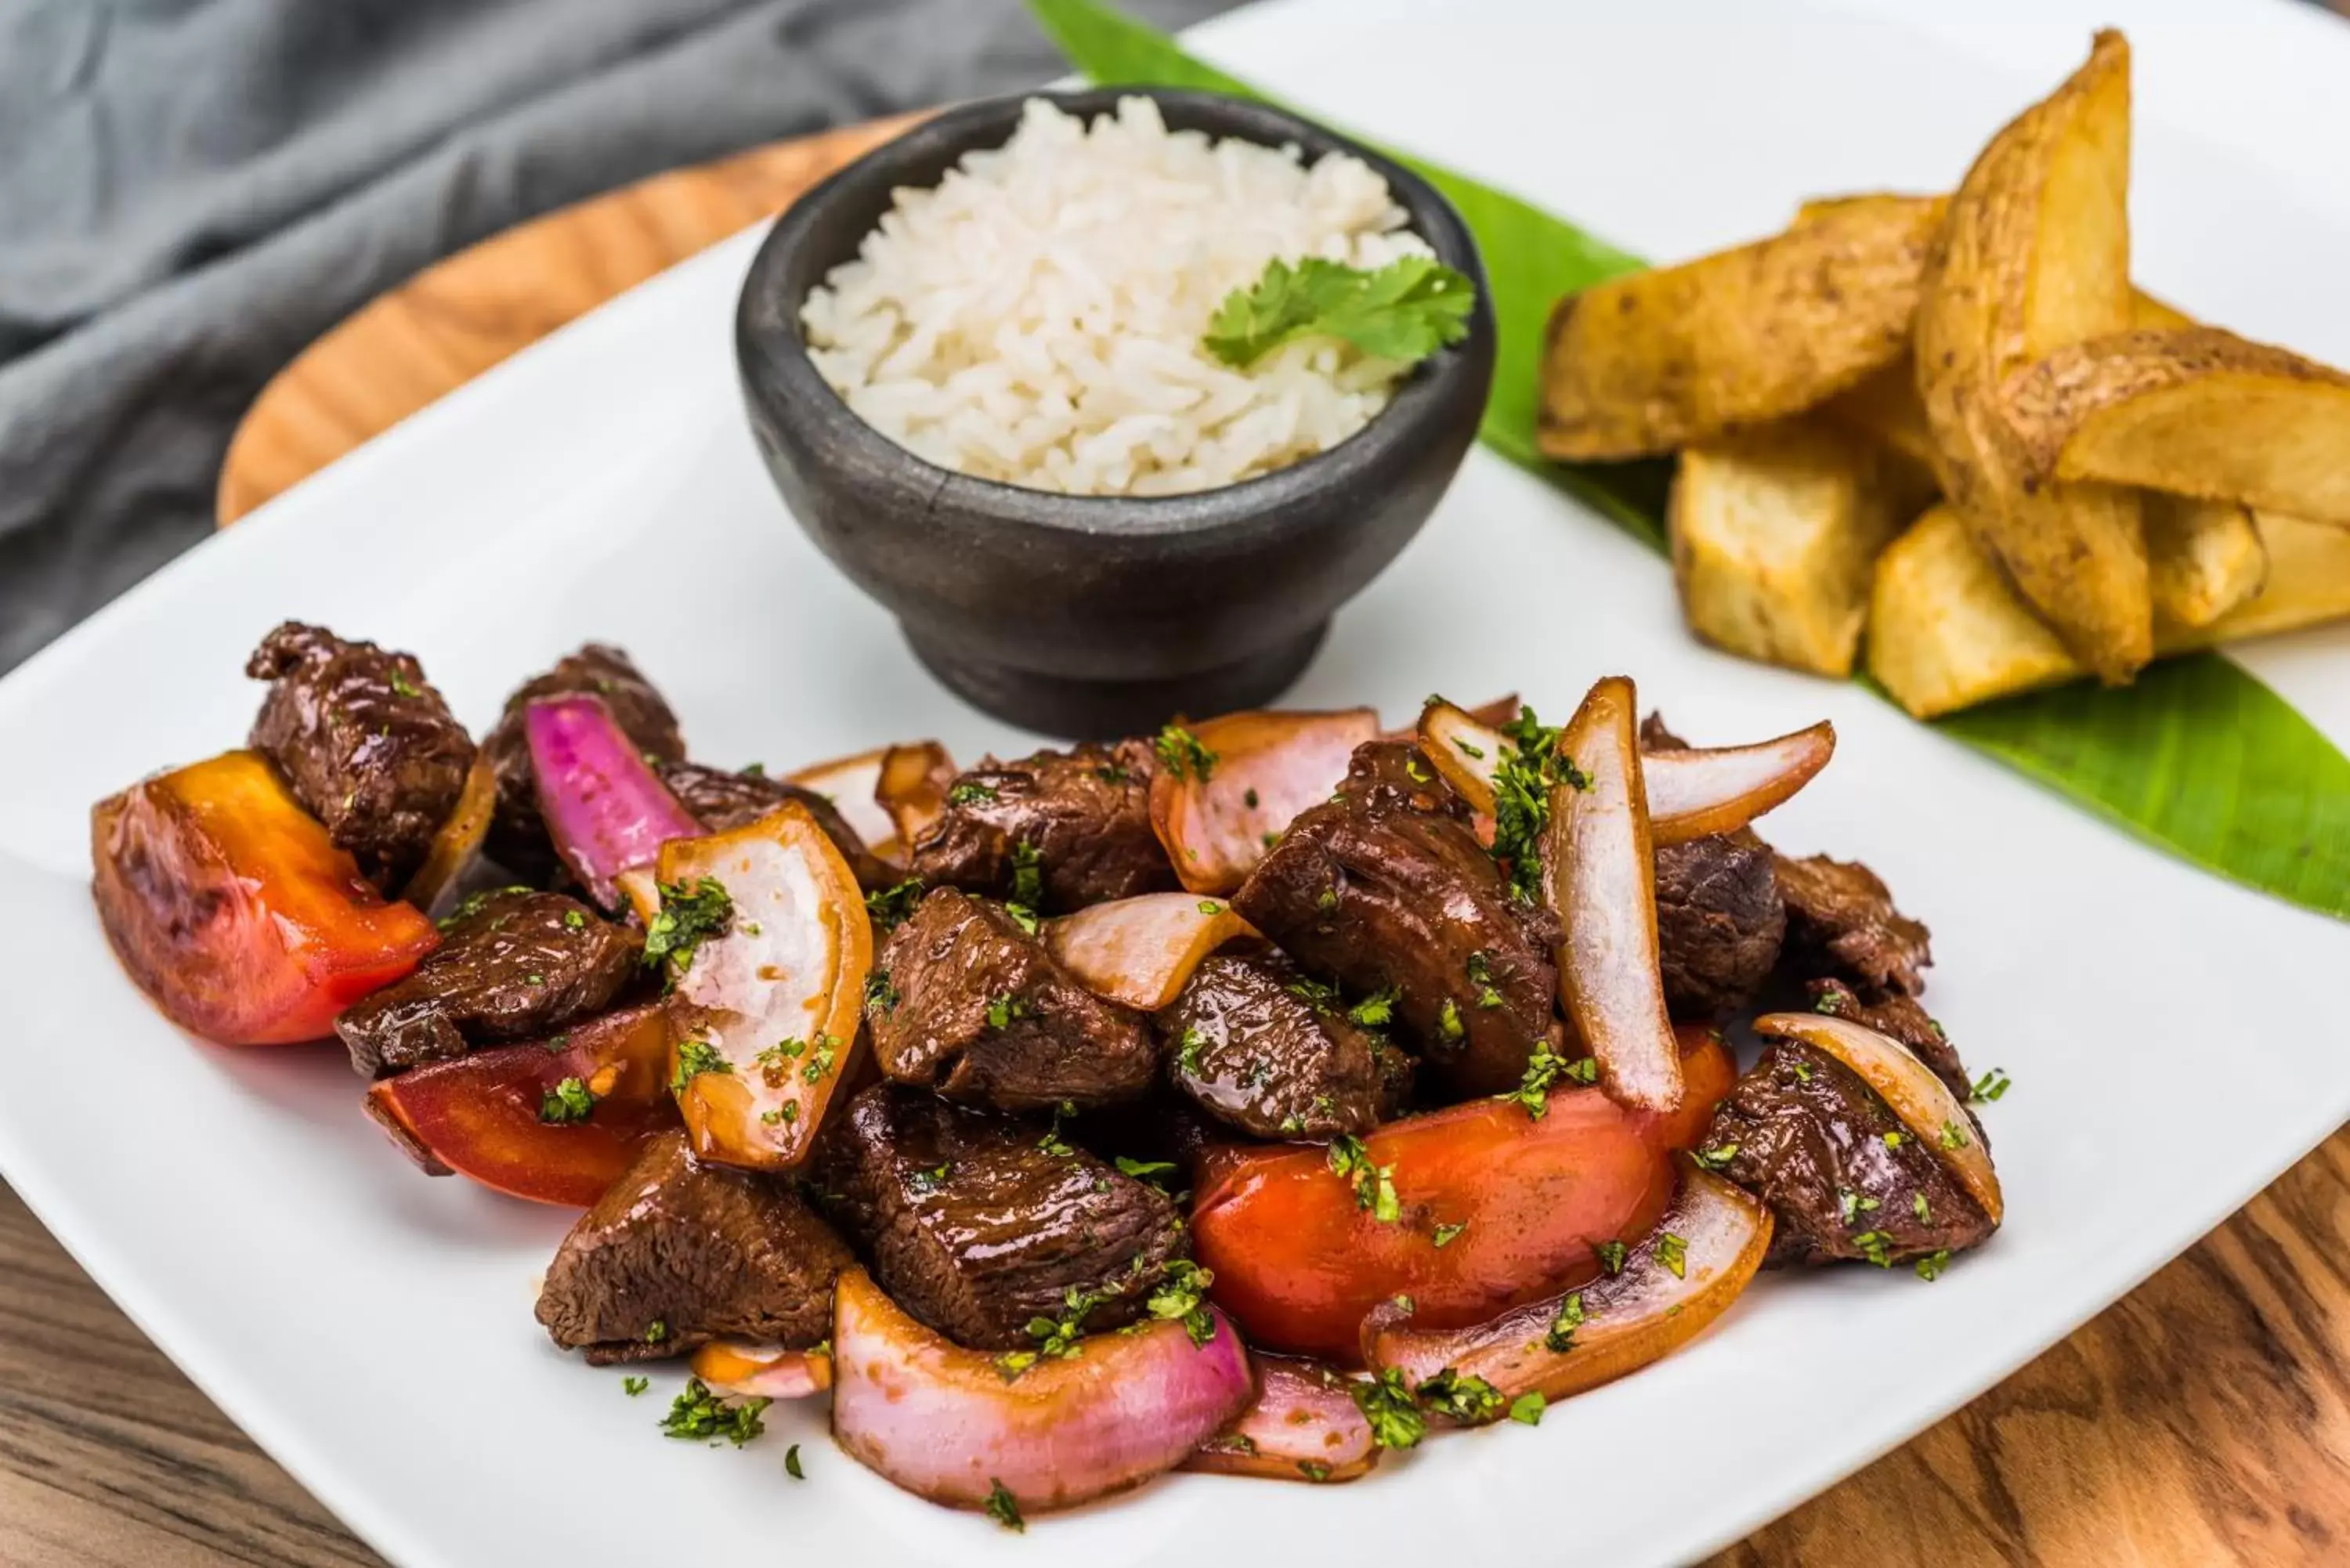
[0,0,1235,674]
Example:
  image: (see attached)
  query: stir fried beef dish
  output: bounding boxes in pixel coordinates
[89,624,2008,1523]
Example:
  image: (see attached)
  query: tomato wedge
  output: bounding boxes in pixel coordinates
[92,750,439,1045]
[364,1003,677,1206]
[1194,1093,1675,1364]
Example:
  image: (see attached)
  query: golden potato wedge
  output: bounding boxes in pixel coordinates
[2145,493,2267,630]
[1868,505,2350,717]
[2000,326,2350,527]
[1820,356,1940,472]
[1914,30,2150,683]
[1668,418,1933,677]
[1793,192,1949,229]
[1537,195,1944,460]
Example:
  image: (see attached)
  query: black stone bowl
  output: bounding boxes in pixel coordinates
[736,88,1495,737]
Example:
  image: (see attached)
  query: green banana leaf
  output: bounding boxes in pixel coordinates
[1029,0,2350,923]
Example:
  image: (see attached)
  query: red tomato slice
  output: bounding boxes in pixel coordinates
[365,1003,678,1207]
[91,750,439,1046]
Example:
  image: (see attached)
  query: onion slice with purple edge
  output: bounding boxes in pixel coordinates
[689,1339,833,1400]
[661,804,873,1171]
[831,1266,1252,1515]
[784,746,898,855]
[1149,708,1381,895]
[1753,1011,2005,1224]
[1421,697,1833,846]
[1542,677,1683,1113]
[525,695,703,912]
[1183,1354,1379,1483]
[1365,1169,1773,1408]
[1045,893,1259,1010]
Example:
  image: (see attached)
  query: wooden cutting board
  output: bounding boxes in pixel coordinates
[48,114,2329,1568]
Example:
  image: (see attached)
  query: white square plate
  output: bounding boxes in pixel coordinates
[4,1,2348,1563]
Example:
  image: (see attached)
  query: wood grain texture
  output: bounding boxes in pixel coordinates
[0,121,2313,1566]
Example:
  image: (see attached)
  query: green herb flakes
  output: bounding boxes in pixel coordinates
[1154,724,1219,783]
[539,1076,596,1125]
[643,876,732,980]
[670,1039,732,1095]
[660,1377,768,1446]
[1349,1367,1427,1450]
[984,1479,1025,1532]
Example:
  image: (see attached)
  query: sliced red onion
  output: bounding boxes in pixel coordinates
[1542,677,1683,1113]
[1367,1169,1772,1406]
[689,1339,833,1400]
[1183,1355,1379,1483]
[525,695,702,912]
[1753,1012,2004,1224]
[1423,697,1831,846]
[785,746,898,858]
[1645,721,1835,844]
[662,804,873,1172]
[1149,708,1381,894]
[831,1267,1252,1515]
[1045,893,1259,1010]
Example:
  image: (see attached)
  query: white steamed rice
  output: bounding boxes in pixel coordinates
[798,96,1432,497]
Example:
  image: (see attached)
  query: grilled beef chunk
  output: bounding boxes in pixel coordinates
[1654,831,1785,1017]
[1775,853,1932,996]
[244,621,475,889]
[1161,953,1410,1139]
[537,1131,849,1364]
[815,1084,1186,1349]
[1231,741,1559,1097]
[656,760,894,890]
[1808,978,1972,1100]
[334,889,638,1077]
[1702,1042,1992,1268]
[866,887,1157,1111]
[482,645,686,880]
[909,739,1174,912]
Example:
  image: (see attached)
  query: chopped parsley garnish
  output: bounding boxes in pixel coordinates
[1024,1286,1101,1360]
[1115,1155,1180,1187]
[660,1377,768,1445]
[645,1319,667,1343]
[1197,899,1224,916]
[863,966,899,1013]
[1487,705,1589,903]
[1415,1367,1506,1424]
[983,1479,1025,1532]
[1174,1025,1208,1078]
[622,1375,649,1396]
[1036,1110,1076,1158]
[1327,1135,1400,1223]
[1348,1367,1428,1450]
[1851,1230,1895,1268]
[562,908,587,930]
[800,1035,839,1085]
[1437,996,1465,1042]
[539,1076,596,1125]
[1001,901,1040,935]
[1913,1191,1932,1223]
[389,671,423,699]
[783,1443,805,1479]
[1654,1232,1687,1279]
[1146,1259,1217,1346]
[864,877,925,932]
[946,780,999,806]
[1202,255,1477,369]
[1465,949,1505,1009]
[1154,723,1219,783]
[1346,987,1398,1030]
[1971,1068,2012,1103]
[985,994,1026,1031]
[1509,1391,1546,1425]
[1838,1188,1881,1225]
[1009,840,1045,907]
[1094,762,1131,786]
[1882,1130,1906,1149]
[670,1039,732,1095]
[1594,1241,1628,1276]
[909,1161,953,1194]
[1432,1221,1467,1249]
[1914,1249,1952,1282]
[1503,1045,1593,1118]
[1545,1292,1587,1352]
[1690,1142,1739,1171]
[643,876,733,981]
[1296,1459,1332,1482]
[1242,787,1260,809]
[1940,1120,1971,1150]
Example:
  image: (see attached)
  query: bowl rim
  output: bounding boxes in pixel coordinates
[734,85,1495,540]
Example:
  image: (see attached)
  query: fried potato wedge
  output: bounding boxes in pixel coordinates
[1914,30,2150,682]
[2000,326,2350,527]
[1537,195,1943,460]
[2145,492,2268,630]
[1868,504,2350,717]
[1668,418,1933,677]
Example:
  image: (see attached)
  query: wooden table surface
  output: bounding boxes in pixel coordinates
[9,117,2346,1568]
